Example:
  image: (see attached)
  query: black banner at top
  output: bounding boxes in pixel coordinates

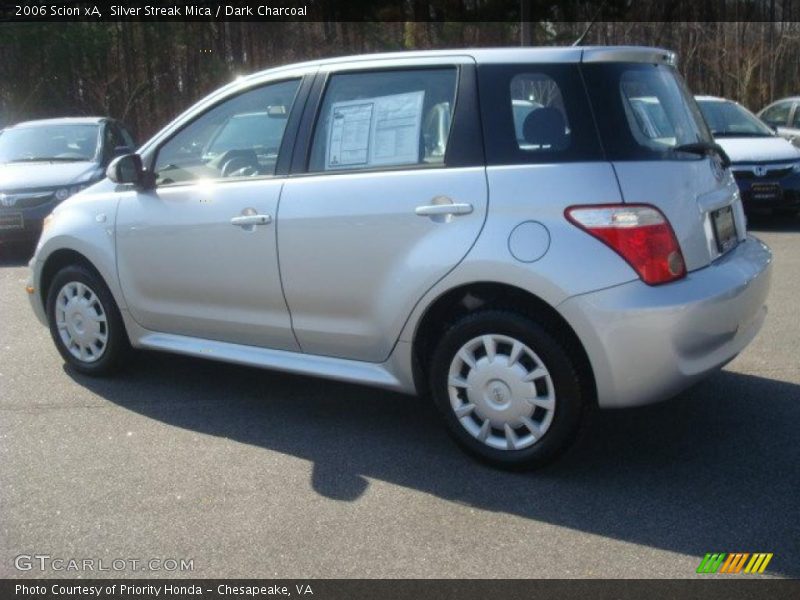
[1,0,800,22]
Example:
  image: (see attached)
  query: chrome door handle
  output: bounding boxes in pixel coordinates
[230,214,272,227]
[415,203,473,217]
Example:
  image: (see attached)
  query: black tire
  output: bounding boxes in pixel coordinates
[46,264,128,376]
[429,310,588,469]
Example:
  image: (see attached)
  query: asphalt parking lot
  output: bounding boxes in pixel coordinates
[1,216,799,580]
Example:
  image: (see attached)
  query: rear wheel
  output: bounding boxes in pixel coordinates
[429,310,587,469]
[46,265,128,375]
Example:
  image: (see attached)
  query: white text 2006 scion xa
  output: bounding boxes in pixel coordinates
[28,46,772,468]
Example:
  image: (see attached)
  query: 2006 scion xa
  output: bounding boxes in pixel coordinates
[28,47,772,468]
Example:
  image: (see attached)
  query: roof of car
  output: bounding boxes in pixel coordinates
[137,45,676,156]
[320,45,672,64]
[9,117,107,129]
[237,45,675,84]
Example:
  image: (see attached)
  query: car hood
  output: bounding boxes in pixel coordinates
[715,136,800,164]
[0,161,102,190]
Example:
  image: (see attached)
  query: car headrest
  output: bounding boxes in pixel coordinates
[522,107,568,150]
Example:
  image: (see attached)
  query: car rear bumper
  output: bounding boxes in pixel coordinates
[558,235,772,408]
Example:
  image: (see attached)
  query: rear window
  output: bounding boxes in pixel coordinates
[478,64,603,165]
[582,63,713,161]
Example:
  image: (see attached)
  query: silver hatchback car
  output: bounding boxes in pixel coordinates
[27,47,772,468]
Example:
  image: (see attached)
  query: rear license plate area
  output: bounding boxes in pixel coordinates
[711,205,737,254]
[0,212,23,231]
[750,182,782,201]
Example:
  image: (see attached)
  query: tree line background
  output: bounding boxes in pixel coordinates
[1,18,799,142]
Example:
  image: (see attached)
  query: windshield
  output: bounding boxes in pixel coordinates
[0,124,100,163]
[204,113,286,158]
[696,100,775,137]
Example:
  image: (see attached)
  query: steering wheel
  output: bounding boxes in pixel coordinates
[221,156,259,177]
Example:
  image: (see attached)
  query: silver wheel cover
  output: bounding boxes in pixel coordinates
[55,281,109,363]
[448,334,555,451]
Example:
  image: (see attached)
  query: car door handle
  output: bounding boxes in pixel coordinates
[415,203,473,217]
[230,214,272,227]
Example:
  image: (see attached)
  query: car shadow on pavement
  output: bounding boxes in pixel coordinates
[66,351,800,577]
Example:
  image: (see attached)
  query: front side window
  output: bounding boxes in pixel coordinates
[792,105,800,128]
[0,124,100,163]
[308,68,457,173]
[119,126,136,148]
[697,100,774,137]
[760,101,792,127]
[153,78,300,185]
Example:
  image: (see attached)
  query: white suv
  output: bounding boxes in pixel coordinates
[27,47,772,468]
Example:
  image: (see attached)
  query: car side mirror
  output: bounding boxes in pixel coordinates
[107,153,155,189]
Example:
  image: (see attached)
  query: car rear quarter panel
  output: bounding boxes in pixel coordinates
[399,162,639,343]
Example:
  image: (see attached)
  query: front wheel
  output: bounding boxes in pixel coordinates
[429,310,588,469]
[46,264,128,376]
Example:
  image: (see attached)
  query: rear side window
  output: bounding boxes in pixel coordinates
[510,73,570,152]
[308,68,457,173]
[479,64,602,165]
[583,63,712,161]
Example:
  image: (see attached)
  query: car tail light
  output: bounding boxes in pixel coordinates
[565,204,686,285]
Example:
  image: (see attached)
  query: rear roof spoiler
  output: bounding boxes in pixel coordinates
[581,46,676,66]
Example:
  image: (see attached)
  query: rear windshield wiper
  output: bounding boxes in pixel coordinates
[672,141,731,167]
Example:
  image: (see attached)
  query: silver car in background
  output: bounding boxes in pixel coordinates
[26,47,772,468]
[758,96,800,147]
